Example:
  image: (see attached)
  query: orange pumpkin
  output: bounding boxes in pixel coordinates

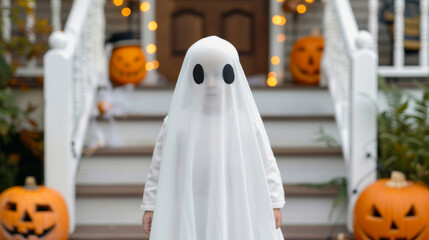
[109,41,147,86]
[0,177,69,240]
[289,35,324,85]
[354,171,429,240]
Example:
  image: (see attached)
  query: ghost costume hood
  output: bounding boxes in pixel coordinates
[146,36,285,239]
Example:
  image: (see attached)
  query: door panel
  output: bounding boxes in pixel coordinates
[157,0,268,82]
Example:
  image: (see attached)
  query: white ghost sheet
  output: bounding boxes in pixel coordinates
[142,36,285,239]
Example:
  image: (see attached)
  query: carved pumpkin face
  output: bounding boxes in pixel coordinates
[289,36,324,85]
[354,177,429,240]
[109,45,147,86]
[0,178,69,240]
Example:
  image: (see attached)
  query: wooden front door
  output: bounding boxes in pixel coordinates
[156,0,269,82]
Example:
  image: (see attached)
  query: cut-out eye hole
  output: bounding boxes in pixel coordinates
[117,56,122,62]
[134,56,140,62]
[223,64,234,84]
[372,205,382,218]
[193,64,204,84]
[405,205,416,217]
[317,47,324,51]
[298,47,306,52]
[6,202,16,211]
[36,204,52,212]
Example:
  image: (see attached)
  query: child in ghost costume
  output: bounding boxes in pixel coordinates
[141,36,285,239]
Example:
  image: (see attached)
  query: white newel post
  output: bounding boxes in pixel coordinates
[44,31,76,234]
[347,31,377,232]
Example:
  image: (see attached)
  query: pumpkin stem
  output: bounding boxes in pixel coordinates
[386,171,409,188]
[25,176,37,190]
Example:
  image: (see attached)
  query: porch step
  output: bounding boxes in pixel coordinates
[77,146,346,185]
[90,114,339,148]
[75,182,346,226]
[75,184,339,198]
[69,225,350,240]
[84,146,342,157]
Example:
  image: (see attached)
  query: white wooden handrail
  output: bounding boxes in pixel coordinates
[322,0,378,232]
[375,0,429,77]
[44,0,106,233]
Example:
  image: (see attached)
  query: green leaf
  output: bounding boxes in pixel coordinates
[0,55,11,87]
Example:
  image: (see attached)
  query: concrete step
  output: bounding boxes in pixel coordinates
[87,114,339,148]
[74,184,347,226]
[69,225,350,240]
[77,147,346,185]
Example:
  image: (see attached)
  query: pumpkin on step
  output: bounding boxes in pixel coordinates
[109,40,147,86]
[354,171,429,240]
[289,35,324,85]
[0,177,69,240]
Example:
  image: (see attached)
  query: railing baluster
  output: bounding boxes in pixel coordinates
[51,0,62,31]
[420,0,429,68]
[393,0,405,68]
[368,0,379,48]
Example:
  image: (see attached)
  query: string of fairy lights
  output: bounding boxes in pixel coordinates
[113,0,315,83]
[113,0,159,72]
[268,0,314,87]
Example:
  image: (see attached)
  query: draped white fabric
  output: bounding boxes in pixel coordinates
[146,36,285,239]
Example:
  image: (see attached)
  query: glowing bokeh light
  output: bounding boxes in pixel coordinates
[140,2,150,12]
[305,0,314,3]
[268,72,277,78]
[113,0,123,6]
[152,60,159,69]
[121,7,131,17]
[271,56,280,65]
[145,62,153,71]
[148,21,158,31]
[276,33,286,42]
[146,44,157,54]
[297,4,307,14]
[267,77,278,87]
[272,15,286,25]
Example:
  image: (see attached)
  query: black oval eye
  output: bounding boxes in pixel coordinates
[223,64,234,84]
[193,64,204,84]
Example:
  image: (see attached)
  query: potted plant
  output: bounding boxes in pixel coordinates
[0,0,51,192]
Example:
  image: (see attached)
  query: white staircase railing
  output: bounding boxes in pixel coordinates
[44,0,106,233]
[1,0,63,76]
[371,0,429,77]
[322,0,378,232]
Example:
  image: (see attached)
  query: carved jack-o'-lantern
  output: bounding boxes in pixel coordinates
[0,177,69,240]
[109,41,147,86]
[289,35,324,85]
[354,171,429,240]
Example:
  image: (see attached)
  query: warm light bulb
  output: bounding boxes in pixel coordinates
[267,77,278,87]
[145,62,153,71]
[152,60,159,69]
[121,7,131,17]
[146,44,157,54]
[271,56,280,65]
[148,21,158,31]
[276,33,286,42]
[140,2,150,12]
[297,4,307,14]
[113,0,123,6]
